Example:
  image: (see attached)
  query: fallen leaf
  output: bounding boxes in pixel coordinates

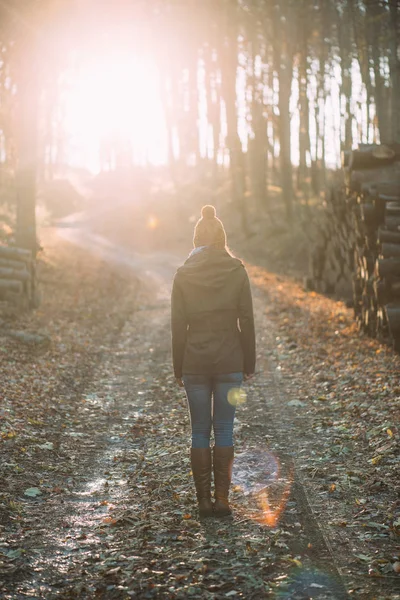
[355,554,372,562]
[102,517,117,525]
[287,400,305,407]
[24,487,42,497]
[37,442,54,450]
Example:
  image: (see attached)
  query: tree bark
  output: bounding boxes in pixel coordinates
[297,1,311,196]
[364,0,391,143]
[337,3,353,151]
[15,46,39,256]
[204,45,221,187]
[248,29,269,213]
[388,1,400,143]
[272,0,294,222]
[221,1,248,233]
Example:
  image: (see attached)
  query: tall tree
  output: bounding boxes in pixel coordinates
[272,0,295,222]
[388,0,400,143]
[337,1,354,151]
[221,0,249,232]
[297,0,312,194]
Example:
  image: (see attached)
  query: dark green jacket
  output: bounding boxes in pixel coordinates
[171,247,256,378]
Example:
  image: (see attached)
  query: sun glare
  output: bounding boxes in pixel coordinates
[63,51,168,172]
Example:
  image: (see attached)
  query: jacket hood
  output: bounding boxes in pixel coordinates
[176,247,243,289]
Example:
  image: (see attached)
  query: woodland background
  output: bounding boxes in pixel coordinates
[0,0,399,252]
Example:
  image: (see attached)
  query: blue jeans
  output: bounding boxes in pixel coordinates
[183,372,243,448]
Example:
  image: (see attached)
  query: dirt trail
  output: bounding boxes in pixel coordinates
[0,224,399,599]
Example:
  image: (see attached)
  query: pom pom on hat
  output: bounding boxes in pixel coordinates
[193,204,226,248]
[201,205,216,220]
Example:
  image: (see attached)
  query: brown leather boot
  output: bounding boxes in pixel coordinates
[213,446,234,517]
[190,447,213,518]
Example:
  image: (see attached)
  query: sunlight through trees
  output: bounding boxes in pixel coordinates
[0,0,399,243]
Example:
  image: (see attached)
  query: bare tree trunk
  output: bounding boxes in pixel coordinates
[221,1,248,234]
[337,2,353,151]
[161,70,179,187]
[388,1,400,143]
[186,48,201,166]
[273,0,294,222]
[15,49,38,256]
[361,0,391,143]
[297,4,311,197]
[278,64,293,221]
[251,96,268,212]
[248,29,269,214]
[204,46,221,188]
[0,46,15,194]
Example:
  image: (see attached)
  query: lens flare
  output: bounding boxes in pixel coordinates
[253,481,292,528]
[147,215,159,230]
[233,449,293,528]
[228,387,247,407]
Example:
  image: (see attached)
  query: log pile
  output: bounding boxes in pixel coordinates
[0,245,39,309]
[309,143,400,351]
[308,186,355,299]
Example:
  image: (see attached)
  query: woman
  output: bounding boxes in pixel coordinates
[171,205,255,518]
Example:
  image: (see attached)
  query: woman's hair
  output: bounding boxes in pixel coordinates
[193,205,227,249]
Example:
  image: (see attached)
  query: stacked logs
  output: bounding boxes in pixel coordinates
[0,245,38,309]
[348,144,400,350]
[309,143,400,351]
[308,185,355,299]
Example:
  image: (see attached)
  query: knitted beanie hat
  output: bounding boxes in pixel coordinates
[193,205,227,248]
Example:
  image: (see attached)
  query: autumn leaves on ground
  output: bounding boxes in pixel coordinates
[0,198,399,600]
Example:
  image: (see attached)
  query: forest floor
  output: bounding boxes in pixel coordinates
[0,189,399,600]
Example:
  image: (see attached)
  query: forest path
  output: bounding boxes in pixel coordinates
[1,225,399,599]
